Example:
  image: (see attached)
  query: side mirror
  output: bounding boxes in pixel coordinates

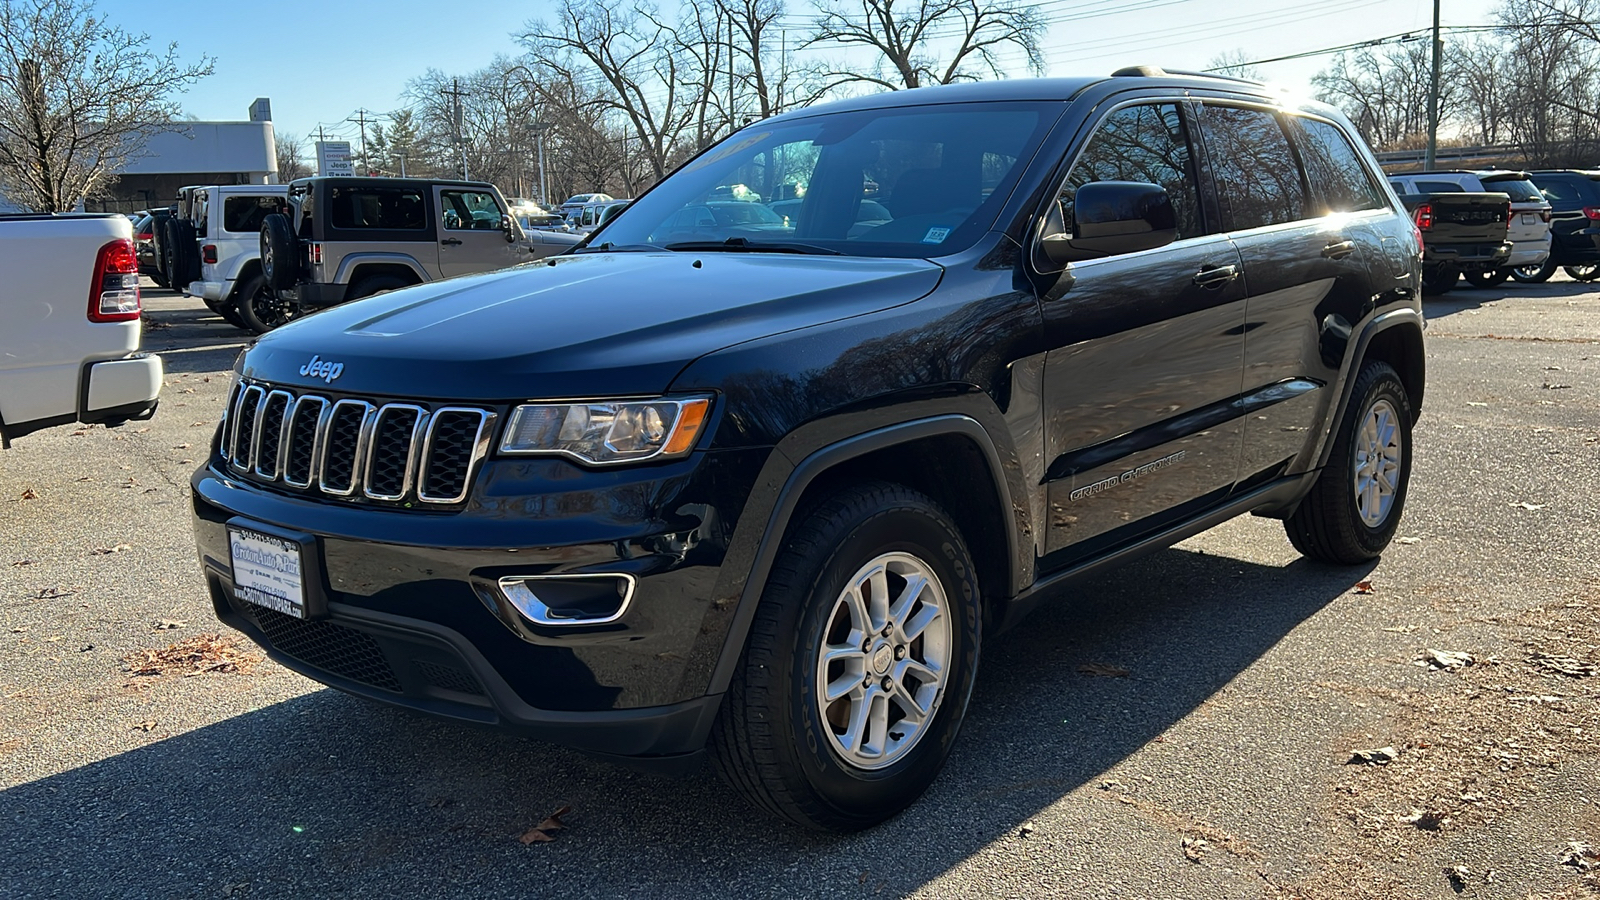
[501,213,518,242]
[1039,181,1178,266]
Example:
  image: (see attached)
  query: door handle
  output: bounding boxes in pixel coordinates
[440,238,463,246]
[1321,240,1356,260]
[1193,263,1239,288]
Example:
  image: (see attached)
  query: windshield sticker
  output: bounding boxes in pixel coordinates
[922,227,951,244]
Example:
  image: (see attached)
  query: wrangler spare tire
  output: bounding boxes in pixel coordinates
[169,218,201,287]
[260,213,299,292]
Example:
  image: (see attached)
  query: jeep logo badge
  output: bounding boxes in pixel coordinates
[299,355,344,383]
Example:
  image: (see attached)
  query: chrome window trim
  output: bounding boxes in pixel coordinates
[252,390,295,480]
[317,399,375,497]
[417,408,494,505]
[281,395,329,488]
[363,404,430,501]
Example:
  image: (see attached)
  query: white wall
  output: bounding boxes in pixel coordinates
[121,122,277,179]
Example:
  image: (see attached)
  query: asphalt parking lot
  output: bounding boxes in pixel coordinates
[2,277,1598,899]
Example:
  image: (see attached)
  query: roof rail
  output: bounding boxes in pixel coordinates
[1109,65,1267,87]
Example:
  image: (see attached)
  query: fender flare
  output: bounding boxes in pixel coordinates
[703,414,1020,697]
[333,253,429,286]
[1314,307,1425,469]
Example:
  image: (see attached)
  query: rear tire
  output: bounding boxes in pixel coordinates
[236,274,295,334]
[1285,361,1413,564]
[1463,267,1509,288]
[1421,265,1458,295]
[1563,264,1600,282]
[1510,258,1557,283]
[709,482,981,832]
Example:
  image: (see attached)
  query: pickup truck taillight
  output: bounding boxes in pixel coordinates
[88,238,141,323]
[202,244,217,264]
[1412,203,1434,231]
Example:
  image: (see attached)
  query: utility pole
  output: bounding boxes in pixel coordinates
[441,79,470,180]
[1425,0,1441,169]
[349,108,371,174]
[532,121,551,206]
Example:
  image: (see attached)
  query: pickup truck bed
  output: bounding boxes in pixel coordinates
[0,214,163,446]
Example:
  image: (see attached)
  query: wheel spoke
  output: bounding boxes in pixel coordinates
[865,691,889,756]
[902,602,942,642]
[887,573,928,631]
[887,679,931,723]
[824,672,861,703]
[821,643,863,666]
[840,686,877,754]
[895,657,943,690]
[866,567,891,630]
[843,583,871,635]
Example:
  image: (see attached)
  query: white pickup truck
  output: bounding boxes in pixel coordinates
[0,214,163,447]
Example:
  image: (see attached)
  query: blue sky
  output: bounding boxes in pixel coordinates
[158,0,1502,142]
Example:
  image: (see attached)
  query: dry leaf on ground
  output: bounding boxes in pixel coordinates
[1354,580,1375,594]
[1419,649,1475,670]
[1531,653,1597,678]
[92,543,132,555]
[18,489,38,500]
[123,633,260,677]
[517,805,573,844]
[1347,746,1399,765]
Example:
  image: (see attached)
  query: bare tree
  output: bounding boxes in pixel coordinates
[0,0,212,211]
[1311,42,1451,150]
[522,0,695,181]
[275,132,310,182]
[1206,49,1265,81]
[807,0,1045,91]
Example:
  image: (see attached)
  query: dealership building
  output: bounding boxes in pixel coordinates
[86,98,279,212]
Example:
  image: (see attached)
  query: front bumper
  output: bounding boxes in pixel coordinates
[190,447,767,758]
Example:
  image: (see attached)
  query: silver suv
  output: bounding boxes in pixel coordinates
[254,177,578,331]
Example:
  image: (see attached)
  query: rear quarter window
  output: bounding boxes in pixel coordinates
[1479,177,1544,203]
[330,188,427,230]
[223,196,280,233]
[1290,117,1386,215]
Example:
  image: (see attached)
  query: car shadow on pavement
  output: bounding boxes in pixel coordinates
[0,546,1367,899]
[1423,278,1597,318]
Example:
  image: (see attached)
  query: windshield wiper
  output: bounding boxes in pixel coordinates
[663,237,841,255]
[574,241,660,253]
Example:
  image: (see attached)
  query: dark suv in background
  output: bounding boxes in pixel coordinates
[192,68,1424,832]
[1518,169,1600,282]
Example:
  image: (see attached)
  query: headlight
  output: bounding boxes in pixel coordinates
[499,396,712,465]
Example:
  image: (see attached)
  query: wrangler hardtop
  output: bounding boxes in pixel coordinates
[194,68,1424,833]
[253,176,577,332]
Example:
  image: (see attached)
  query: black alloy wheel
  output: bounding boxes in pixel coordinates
[235,274,295,334]
[1462,267,1510,288]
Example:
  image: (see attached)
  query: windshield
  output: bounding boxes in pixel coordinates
[1479,176,1544,203]
[587,102,1053,258]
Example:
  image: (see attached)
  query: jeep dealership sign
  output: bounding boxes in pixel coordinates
[316,141,355,177]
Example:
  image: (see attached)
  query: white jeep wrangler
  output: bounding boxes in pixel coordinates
[180,185,288,332]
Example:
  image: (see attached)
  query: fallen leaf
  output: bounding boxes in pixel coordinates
[92,543,133,555]
[1420,649,1474,670]
[152,619,186,631]
[1530,653,1597,677]
[1354,581,1375,595]
[1515,501,1546,511]
[1398,807,1448,830]
[1466,401,1488,407]
[123,633,260,677]
[1445,865,1471,889]
[132,720,157,732]
[1018,821,1037,838]
[1543,382,1572,390]
[10,560,34,567]
[172,443,191,450]
[19,489,39,500]
[134,427,149,433]
[9,627,25,634]
[1561,842,1600,872]
[1076,663,1130,677]
[1182,836,1208,863]
[34,586,74,599]
[517,805,573,844]
[1396,537,1421,545]
[1347,746,1398,765]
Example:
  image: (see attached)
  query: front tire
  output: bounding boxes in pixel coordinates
[1422,265,1458,295]
[1285,361,1414,564]
[1563,264,1600,282]
[709,482,981,831]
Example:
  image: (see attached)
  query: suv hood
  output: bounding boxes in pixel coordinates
[242,253,943,400]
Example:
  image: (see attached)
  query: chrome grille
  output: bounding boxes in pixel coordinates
[225,380,493,506]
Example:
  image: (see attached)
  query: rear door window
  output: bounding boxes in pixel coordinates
[1289,117,1386,215]
[1199,105,1306,230]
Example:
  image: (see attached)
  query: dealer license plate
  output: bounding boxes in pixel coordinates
[228,526,307,618]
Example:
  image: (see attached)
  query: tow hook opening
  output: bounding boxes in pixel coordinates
[497,574,635,626]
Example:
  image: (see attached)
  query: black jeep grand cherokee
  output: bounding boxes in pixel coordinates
[192,69,1424,831]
